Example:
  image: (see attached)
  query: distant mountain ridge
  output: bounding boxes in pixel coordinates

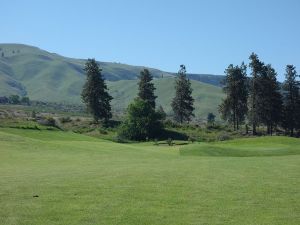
[0,43,224,118]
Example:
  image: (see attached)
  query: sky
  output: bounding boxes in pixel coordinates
[1,0,299,80]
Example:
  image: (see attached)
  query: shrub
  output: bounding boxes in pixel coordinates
[167,138,173,146]
[114,134,127,143]
[218,132,231,141]
[37,117,56,127]
[188,136,197,143]
[99,128,108,134]
[59,116,72,123]
[31,110,36,118]
[118,98,164,141]
[164,119,180,128]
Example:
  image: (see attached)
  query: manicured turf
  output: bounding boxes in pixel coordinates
[0,128,299,225]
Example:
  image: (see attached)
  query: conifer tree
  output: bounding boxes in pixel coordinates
[248,53,264,135]
[257,64,283,135]
[219,63,248,130]
[138,69,157,108]
[282,65,300,136]
[81,59,113,123]
[171,65,195,123]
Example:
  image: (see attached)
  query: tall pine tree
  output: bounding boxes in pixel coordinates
[282,65,300,136]
[257,64,283,135]
[81,59,113,123]
[219,63,248,130]
[171,65,195,123]
[138,69,157,108]
[248,53,264,135]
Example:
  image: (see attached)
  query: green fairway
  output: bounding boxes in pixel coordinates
[0,128,300,225]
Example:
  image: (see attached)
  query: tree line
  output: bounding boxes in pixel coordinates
[219,53,300,137]
[81,59,195,140]
[0,95,30,105]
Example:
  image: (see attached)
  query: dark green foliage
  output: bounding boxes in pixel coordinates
[282,65,300,136]
[157,105,167,120]
[1,52,4,57]
[9,95,20,104]
[138,69,157,108]
[38,117,56,127]
[31,110,36,118]
[4,95,30,105]
[160,129,189,140]
[207,112,216,125]
[188,136,197,143]
[59,117,72,123]
[171,65,195,123]
[167,138,173,146]
[219,63,248,130]
[21,96,30,105]
[119,98,164,141]
[114,134,128,143]
[217,132,231,141]
[248,53,264,135]
[256,65,283,135]
[81,59,113,123]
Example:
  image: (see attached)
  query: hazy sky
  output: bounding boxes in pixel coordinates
[1,0,299,80]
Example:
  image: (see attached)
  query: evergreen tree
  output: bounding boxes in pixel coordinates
[257,64,283,135]
[157,105,167,120]
[21,96,30,105]
[207,112,216,125]
[171,65,195,123]
[282,65,300,136]
[81,59,113,123]
[219,63,248,130]
[248,53,264,135]
[9,95,20,104]
[138,69,157,108]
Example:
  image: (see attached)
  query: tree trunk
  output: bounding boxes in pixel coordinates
[252,124,256,135]
[270,124,273,136]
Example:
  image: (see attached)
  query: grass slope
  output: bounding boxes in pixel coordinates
[108,77,224,118]
[0,44,224,118]
[0,128,299,225]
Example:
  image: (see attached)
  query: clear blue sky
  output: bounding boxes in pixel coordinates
[1,0,299,80]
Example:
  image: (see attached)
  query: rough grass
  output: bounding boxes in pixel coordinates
[180,136,300,157]
[0,129,299,225]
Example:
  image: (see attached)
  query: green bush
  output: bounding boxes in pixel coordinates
[218,132,231,141]
[99,128,108,134]
[59,116,72,123]
[113,134,127,143]
[167,138,173,146]
[118,98,164,141]
[37,117,56,127]
[188,136,197,143]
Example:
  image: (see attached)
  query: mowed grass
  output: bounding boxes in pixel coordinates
[0,128,300,225]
